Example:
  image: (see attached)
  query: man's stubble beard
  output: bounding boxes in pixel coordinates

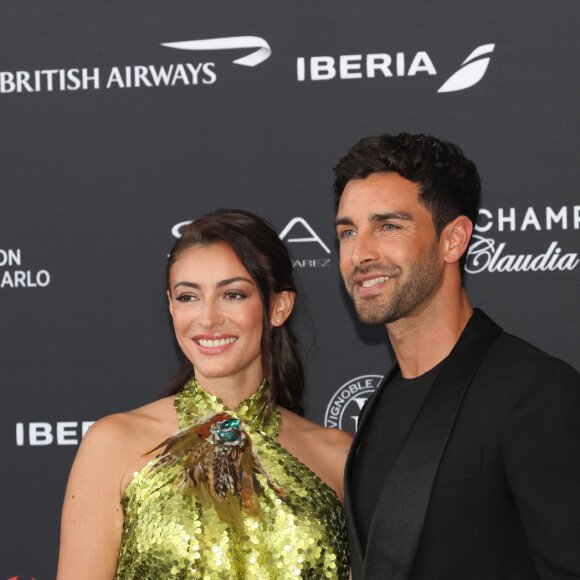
[347,241,443,325]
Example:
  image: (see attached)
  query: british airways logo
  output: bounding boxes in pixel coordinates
[0,35,272,95]
[162,36,272,67]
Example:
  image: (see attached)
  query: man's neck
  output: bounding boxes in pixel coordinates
[386,287,473,378]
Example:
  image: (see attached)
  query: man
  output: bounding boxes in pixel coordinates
[333,133,580,579]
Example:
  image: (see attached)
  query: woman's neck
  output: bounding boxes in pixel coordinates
[194,371,264,410]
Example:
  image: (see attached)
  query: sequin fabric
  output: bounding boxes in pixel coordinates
[116,380,349,579]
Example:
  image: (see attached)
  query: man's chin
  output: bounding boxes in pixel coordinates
[354,303,392,326]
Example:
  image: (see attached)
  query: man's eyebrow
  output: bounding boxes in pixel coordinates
[370,211,413,222]
[172,277,253,292]
[334,217,354,229]
[334,212,414,229]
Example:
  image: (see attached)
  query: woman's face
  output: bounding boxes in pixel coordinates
[168,243,265,387]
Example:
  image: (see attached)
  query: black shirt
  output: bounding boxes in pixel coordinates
[350,360,445,550]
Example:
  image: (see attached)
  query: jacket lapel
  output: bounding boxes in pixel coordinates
[362,309,502,579]
[344,368,398,575]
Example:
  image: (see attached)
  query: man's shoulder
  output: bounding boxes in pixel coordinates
[494,330,555,359]
[475,325,580,392]
[495,329,575,370]
[469,309,576,371]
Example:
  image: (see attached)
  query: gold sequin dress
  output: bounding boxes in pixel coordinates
[116,380,349,579]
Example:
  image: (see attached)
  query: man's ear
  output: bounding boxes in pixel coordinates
[167,290,174,317]
[442,216,473,265]
[270,291,296,326]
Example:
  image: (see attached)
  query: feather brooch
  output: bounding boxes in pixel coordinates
[145,412,286,533]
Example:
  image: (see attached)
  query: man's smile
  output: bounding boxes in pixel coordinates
[360,276,392,288]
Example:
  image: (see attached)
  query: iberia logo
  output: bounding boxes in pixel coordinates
[296,42,495,93]
[437,44,495,92]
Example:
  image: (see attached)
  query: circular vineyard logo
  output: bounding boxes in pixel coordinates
[324,374,383,435]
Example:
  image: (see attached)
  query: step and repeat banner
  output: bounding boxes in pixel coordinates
[1,1,578,577]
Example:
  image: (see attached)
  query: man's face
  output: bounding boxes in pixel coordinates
[335,172,443,325]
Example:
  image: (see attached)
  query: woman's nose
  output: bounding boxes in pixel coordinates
[198,300,224,328]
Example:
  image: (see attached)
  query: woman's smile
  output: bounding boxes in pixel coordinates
[193,333,238,353]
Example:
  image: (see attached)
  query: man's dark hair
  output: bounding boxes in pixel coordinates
[333,133,481,241]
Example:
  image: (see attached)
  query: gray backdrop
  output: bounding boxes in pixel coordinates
[1,1,579,577]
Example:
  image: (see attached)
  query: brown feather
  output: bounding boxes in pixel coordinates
[146,412,285,532]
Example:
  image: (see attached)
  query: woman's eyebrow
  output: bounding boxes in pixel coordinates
[173,281,200,291]
[173,276,254,292]
[216,276,254,288]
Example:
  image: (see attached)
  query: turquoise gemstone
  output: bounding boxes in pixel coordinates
[216,418,241,441]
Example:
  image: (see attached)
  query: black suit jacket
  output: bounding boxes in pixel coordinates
[345,309,580,579]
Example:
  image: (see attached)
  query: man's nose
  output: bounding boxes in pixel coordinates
[351,230,379,265]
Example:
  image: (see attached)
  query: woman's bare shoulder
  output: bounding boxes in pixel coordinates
[278,407,353,455]
[80,396,178,459]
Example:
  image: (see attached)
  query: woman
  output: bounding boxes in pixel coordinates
[57,209,352,579]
